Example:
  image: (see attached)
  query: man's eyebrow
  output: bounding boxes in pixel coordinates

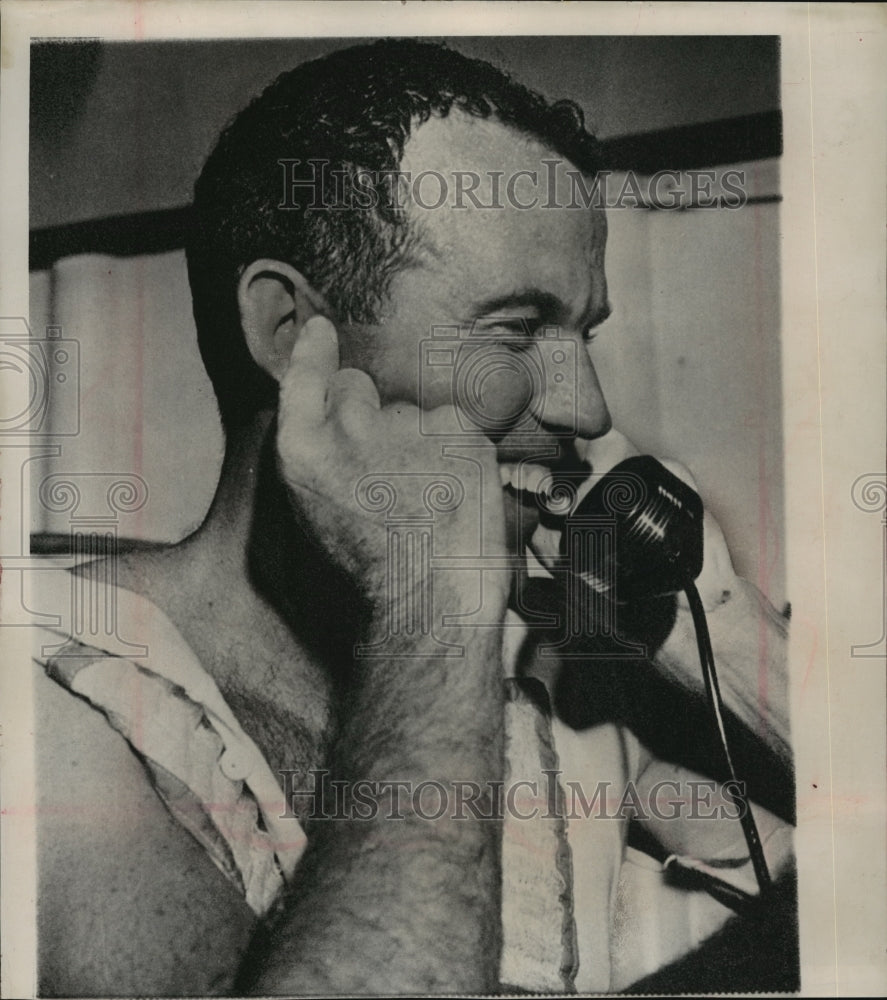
[471,288,612,332]
[470,289,570,323]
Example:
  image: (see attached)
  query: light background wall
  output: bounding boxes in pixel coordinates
[31,37,780,227]
[28,38,786,607]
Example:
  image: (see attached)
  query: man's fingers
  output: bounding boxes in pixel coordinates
[328,368,382,412]
[280,315,340,427]
[421,403,488,439]
[658,458,737,610]
[659,457,699,493]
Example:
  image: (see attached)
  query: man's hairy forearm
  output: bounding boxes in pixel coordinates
[246,611,506,995]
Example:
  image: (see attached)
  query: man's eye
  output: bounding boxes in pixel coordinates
[499,325,537,352]
[503,339,535,354]
[474,319,538,350]
[497,320,536,335]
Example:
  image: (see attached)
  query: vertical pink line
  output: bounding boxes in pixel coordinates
[128,0,148,738]
[128,0,147,540]
[130,1,148,755]
[752,162,770,741]
[131,0,147,541]
[132,257,145,521]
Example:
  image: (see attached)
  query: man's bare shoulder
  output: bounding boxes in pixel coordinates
[34,663,258,996]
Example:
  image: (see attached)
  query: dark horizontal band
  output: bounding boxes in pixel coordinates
[30,205,192,272]
[29,110,781,272]
[600,110,782,174]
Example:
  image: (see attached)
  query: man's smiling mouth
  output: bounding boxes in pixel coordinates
[498,453,595,529]
[497,461,553,496]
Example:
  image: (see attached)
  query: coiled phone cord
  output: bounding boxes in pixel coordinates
[684,579,773,907]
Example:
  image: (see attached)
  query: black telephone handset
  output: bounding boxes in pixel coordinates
[560,455,773,911]
[559,454,705,601]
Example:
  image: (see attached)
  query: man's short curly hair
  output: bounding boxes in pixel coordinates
[186,38,602,430]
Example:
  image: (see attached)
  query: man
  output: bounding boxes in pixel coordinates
[34,39,793,995]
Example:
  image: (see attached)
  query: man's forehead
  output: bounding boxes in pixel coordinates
[402,110,540,171]
[399,111,607,311]
[401,110,602,212]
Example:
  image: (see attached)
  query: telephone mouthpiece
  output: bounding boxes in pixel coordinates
[559,455,705,601]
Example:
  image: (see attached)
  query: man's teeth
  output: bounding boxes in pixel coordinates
[499,463,552,496]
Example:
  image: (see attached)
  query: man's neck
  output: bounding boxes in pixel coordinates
[110,412,339,775]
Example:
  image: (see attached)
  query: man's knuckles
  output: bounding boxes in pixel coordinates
[659,457,699,493]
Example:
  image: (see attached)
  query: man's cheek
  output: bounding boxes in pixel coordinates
[416,365,458,410]
[452,348,536,435]
[472,369,534,429]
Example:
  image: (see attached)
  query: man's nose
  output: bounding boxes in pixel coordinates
[530,334,612,439]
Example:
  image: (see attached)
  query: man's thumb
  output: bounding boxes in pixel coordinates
[279,315,340,427]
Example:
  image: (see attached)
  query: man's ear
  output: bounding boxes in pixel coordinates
[237,259,327,382]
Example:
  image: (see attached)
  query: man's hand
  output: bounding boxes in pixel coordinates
[579,433,791,766]
[252,315,509,994]
[277,316,510,610]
